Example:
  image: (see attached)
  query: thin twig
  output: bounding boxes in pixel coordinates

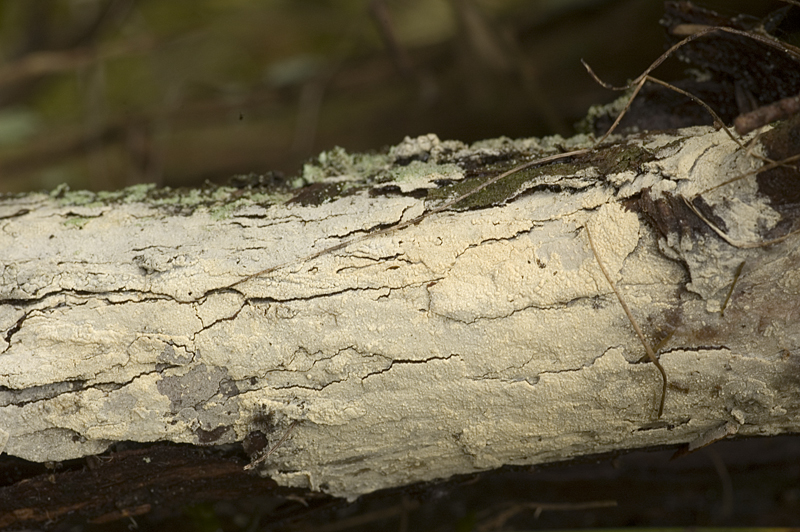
[582,23,800,151]
[683,196,800,248]
[720,261,745,317]
[244,421,299,470]
[592,76,648,147]
[582,27,731,91]
[696,153,800,196]
[583,25,800,93]
[584,225,667,418]
[643,75,743,147]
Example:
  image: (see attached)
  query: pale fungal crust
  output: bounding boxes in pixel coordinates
[1,128,799,501]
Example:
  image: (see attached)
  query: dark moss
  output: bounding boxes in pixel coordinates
[425,153,585,210]
[286,182,346,207]
[585,142,655,176]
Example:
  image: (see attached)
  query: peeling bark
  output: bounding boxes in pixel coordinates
[1,126,799,504]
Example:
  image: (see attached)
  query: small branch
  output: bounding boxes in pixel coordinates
[734,92,800,135]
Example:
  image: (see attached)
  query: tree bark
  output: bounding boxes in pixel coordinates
[1,124,799,504]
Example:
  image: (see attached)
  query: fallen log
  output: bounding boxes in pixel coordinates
[2,120,799,510]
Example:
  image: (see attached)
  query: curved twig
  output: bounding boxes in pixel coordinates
[584,225,667,418]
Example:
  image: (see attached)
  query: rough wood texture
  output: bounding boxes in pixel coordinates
[1,124,799,502]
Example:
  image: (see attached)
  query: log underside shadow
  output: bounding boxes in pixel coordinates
[2,435,800,530]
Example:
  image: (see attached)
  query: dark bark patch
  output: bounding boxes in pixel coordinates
[196,425,231,444]
[0,443,329,529]
[757,113,800,210]
[286,182,346,207]
[637,188,720,240]
[587,142,654,176]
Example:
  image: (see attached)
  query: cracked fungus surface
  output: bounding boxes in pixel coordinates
[2,130,800,500]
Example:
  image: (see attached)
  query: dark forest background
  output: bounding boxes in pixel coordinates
[0,0,782,194]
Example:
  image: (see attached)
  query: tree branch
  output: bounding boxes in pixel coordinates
[1,127,799,504]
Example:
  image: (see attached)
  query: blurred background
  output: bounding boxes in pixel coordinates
[0,0,784,193]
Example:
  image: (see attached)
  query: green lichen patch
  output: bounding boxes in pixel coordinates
[46,181,292,219]
[102,183,157,204]
[208,198,252,220]
[301,146,390,186]
[62,214,96,229]
[36,134,646,221]
[50,184,98,207]
[383,161,464,193]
